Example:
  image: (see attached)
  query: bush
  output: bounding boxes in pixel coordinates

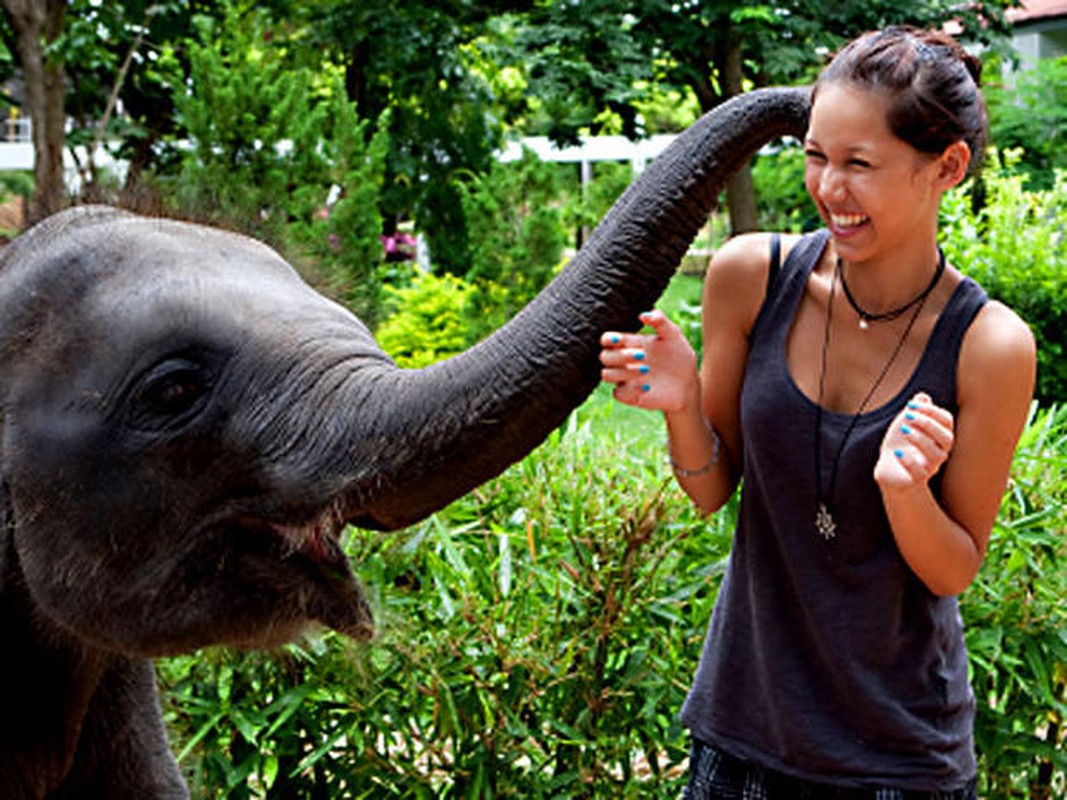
[375,270,477,369]
[986,57,1067,191]
[165,8,388,323]
[965,404,1067,798]
[460,149,569,339]
[940,151,1067,405]
[751,144,819,233]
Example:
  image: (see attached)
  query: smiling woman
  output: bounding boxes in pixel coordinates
[599,24,1036,800]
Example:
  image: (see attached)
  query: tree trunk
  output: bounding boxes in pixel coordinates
[1,0,68,225]
[720,29,759,234]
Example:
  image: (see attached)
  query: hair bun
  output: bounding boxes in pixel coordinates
[961,50,982,87]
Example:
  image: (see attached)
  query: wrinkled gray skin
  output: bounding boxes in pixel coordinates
[0,87,808,798]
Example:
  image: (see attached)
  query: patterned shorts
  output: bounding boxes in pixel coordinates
[681,739,978,800]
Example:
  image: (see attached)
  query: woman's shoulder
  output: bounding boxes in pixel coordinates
[705,231,808,290]
[703,231,808,335]
[958,297,1036,401]
[962,298,1036,368]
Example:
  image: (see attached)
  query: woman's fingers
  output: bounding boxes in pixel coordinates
[876,392,956,488]
[599,310,698,412]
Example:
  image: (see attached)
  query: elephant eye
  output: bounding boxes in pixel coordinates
[128,358,213,431]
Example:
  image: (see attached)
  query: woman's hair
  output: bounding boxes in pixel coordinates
[814,25,988,175]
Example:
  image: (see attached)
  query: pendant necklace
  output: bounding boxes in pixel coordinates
[841,248,945,330]
[813,254,941,540]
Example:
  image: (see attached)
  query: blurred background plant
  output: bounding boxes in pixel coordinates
[940,150,1067,406]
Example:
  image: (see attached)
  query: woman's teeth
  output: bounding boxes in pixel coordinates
[831,213,867,229]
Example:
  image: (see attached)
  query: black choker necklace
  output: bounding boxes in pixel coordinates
[839,249,945,329]
[814,259,930,540]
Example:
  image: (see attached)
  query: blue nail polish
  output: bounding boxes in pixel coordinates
[901,424,912,435]
[633,350,646,361]
[610,335,620,344]
[905,412,916,421]
[638,365,650,374]
[907,401,920,410]
[641,384,651,392]
[894,449,904,459]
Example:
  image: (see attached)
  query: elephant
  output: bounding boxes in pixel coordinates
[0,86,808,798]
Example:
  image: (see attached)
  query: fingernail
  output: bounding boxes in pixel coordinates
[907,401,920,410]
[894,449,904,459]
[901,424,912,435]
[638,365,650,374]
[610,335,620,344]
[633,350,646,361]
[641,384,651,392]
[905,412,916,421]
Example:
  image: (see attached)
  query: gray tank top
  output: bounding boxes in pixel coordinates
[680,230,987,791]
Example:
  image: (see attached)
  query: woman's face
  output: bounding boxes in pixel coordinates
[804,81,943,262]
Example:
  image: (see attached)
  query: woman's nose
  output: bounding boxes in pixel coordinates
[820,167,848,202]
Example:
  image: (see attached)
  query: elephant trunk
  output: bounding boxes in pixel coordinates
[350,87,810,531]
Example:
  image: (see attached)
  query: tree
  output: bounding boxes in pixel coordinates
[302,0,535,275]
[519,0,1018,234]
[0,0,66,223]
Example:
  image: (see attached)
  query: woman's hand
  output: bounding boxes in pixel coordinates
[875,391,955,492]
[599,310,699,413]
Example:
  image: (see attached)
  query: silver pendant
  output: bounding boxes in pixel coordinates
[859,318,869,331]
[815,502,837,540]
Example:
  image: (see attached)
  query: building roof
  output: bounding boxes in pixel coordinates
[1008,0,1067,23]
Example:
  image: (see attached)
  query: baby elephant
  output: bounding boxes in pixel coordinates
[0,86,809,798]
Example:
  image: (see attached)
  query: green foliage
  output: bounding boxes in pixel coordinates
[940,152,1067,405]
[165,5,388,321]
[517,3,653,142]
[987,57,1067,190]
[0,169,33,200]
[375,271,477,369]
[965,403,1067,798]
[283,101,391,325]
[569,161,632,238]
[751,145,819,233]
[460,149,568,336]
[168,8,314,235]
[376,152,641,363]
[305,0,510,277]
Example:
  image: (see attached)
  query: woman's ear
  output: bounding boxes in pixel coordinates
[936,141,971,189]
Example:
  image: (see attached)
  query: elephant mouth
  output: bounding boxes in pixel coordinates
[230,502,375,642]
[268,505,348,568]
[230,497,350,569]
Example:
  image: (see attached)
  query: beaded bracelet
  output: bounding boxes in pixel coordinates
[668,423,721,478]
